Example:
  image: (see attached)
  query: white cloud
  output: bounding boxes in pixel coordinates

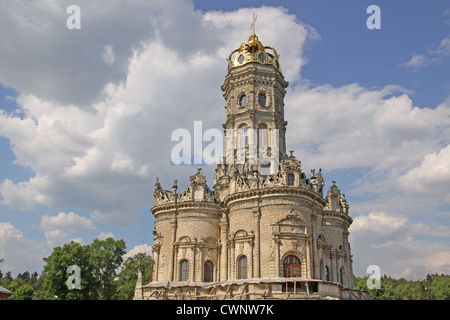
[434,36,450,56]
[0,5,316,228]
[445,9,450,26]
[404,54,435,69]
[399,144,450,200]
[285,83,450,174]
[102,45,115,65]
[96,232,115,241]
[0,222,46,275]
[0,0,162,106]
[123,243,153,261]
[402,35,450,70]
[350,212,450,279]
[0,178,43,210]
[351,212,408,236]
[40,211,96,247]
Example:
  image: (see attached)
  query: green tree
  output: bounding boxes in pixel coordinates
[42,238,127,300]
[12,284,35,300]
[115,252,153,300]
[355,274,450,300]
[42,241,99,300]
[429,274,450,300]
[90,237,126,299]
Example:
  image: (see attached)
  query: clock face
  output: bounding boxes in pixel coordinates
[258,94,266,107]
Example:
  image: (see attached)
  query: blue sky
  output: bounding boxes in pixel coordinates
[0,0,449,280]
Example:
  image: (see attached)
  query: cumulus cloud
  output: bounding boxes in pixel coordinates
[0,4,317,227]
[350,212,450,279]
[40,211,96,247]
[0,222,46,274]
[285,83,450,174]
[123,243,153,261]
[402,35,450,70]
[0,0,161,106]
[96,232,115,241]
[399,144,450,200]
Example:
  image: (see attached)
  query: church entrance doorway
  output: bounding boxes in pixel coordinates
[283,255,301,277]
[282,255,302,293]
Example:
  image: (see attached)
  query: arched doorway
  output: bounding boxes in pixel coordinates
[283,255,301,278]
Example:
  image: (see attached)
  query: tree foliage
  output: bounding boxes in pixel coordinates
[90,237,127,299]
[355,273,450,300]
[115,252,153,300]
[11,284,35,300]
[1,238,153,300]
[42,241,99,299]
[41,238,126,300]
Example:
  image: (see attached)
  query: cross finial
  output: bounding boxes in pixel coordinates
[250,13,258,34]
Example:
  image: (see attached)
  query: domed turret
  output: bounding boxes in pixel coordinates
[227,33,282,72]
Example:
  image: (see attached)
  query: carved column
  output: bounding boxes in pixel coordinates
[275,238,280,277]
[169,218,177,282]
[249,238,254,278]
[311,214,317,279]
[192,245,196,282]
[231,240,235,279]
[306,238,311,278]
[152,245,160,282]
[220,217,228,281]
[253,207,261,278]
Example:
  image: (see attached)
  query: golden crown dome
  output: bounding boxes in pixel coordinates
[227,32,282,72]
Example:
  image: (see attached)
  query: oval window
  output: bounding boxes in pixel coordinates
[238,54,245,64]
[258,94,266,107]
[258,52,266,63]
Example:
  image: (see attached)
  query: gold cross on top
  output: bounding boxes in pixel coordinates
[250,13,258,34]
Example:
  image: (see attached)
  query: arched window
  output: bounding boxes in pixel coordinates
[287,174,295,186]
[237,256,247,279]
[238,125,249,148]
[325,266,330,281]
[179,259,189,281]
[258,124,268,147]
[283,255,301,277]
[340,266,345,286]
[204,261,214,282]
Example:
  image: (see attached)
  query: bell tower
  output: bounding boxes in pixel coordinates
[221,31,289,170]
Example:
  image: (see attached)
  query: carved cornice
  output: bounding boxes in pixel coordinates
[152,201,221,216]
[223,187,327,208]
[321,210,353,226]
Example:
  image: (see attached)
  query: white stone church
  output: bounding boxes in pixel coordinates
[134,29,370,300]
